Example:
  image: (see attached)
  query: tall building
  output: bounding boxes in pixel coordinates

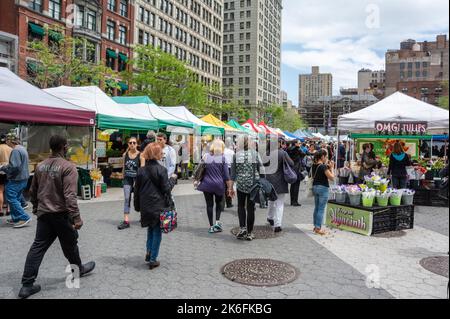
[385,34,449,105]
[222,0,282,118]
[298,66,332,108]
[133,0,224,103]
[357,68,385,97]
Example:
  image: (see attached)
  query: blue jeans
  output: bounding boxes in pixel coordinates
[146,223,162,262]
[391,176,407,189]
[6,180,30,222]
[312,185,329,229]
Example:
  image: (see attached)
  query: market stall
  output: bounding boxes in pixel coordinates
[0,67,96,198]
[201,114,241,135]
[227,119,257,137]
[334,92,449,217]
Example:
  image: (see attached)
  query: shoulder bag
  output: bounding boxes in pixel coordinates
[306,164,323,198]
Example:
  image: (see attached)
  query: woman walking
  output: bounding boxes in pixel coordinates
[388,142,412,189]
[265,139,294,233]
[118,137,144,230]
[197,140,232,233]
[311,149,335,235]
[0,134,12,216]
[230,135,261,240]
[134,143,173,269]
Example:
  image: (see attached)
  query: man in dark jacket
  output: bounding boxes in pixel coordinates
[139,130,156,152]
[286,140,305,207]
[18,135,95,299]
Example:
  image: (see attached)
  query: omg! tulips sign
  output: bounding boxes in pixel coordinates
[375,121,427,134]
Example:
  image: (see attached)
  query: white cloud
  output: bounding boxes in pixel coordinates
[282,0,449,95]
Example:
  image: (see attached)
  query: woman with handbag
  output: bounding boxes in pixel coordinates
[197,140,232,234]
[265,139,294,233]
[230,135,261,240]
[311,149,335,235]
[134,143,173,270]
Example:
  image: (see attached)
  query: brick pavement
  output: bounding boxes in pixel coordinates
[0,189,447,299]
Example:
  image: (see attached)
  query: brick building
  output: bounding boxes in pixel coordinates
[385,34,449,105]
[0,0,133,94]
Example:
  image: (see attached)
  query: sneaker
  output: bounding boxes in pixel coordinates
[208,226,215,234]
[6,219,15,225]
[236,228,247,240]
[13,218,31,228]
[80,261,96,277]
[213,222,223,232]
[274,226,282,233]
[246,232,255,241]
[149,260,160,270]
[117,221,130,230]
[267,219,274,226]
[22,204,30,210]
[18,284,41,299]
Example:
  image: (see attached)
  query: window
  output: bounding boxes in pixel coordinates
[28,0,42,12]
[87,10,96,31]
[49,0,61,19]
[119,26,127,44]
[86,40,97,63]
[407,62,412,69]
[407,70,412,78]
[415,62,421,69]
[422,61,428,68]
[107,0,116,11]
[422,70,428,77]
[28,22,44,42]
[400,62,405,69]
[76,5,85,27]
[415,71,420,78]
[107,20,115,40]
[119,0,128,17]
[118,53,128,72]
[106,49,116,69]
[138,29,144,44]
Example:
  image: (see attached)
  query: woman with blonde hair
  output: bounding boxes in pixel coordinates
[197,139,232,233]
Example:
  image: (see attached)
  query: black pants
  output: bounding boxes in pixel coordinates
[22,214,82,287]
[237,191,256,233]
[203,192,223,226]
[290,178,301,205]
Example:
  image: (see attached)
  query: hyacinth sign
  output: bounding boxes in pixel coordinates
[326,203,373,236]
[375,121,427,135]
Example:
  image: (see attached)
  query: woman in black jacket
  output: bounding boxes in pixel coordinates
[388,142,412,189]
[134,142,172,270]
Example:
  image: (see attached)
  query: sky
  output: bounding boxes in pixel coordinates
[281,0,450,106]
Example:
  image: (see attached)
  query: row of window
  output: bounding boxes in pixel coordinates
[400,70,429,79]
[29,0,61,19]
[400,61,429,69]
[106,20,128,45]
[107,0,129,18]
[401,87,443,94]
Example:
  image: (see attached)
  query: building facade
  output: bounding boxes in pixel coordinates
[222,0,282,117]
[385,34,449,104]
[357,68,385,97]
[298,66,332,108]
[133,0,224,102]
[303,94,378,134]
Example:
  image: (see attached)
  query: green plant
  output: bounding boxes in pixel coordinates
[431,158,445,170]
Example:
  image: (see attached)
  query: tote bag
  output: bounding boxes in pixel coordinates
[283,157,297,184]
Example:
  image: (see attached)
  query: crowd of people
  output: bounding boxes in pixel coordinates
[2,128,447,299]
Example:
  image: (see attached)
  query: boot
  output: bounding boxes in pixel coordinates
[18,284,41,299]
[80,261,96,277]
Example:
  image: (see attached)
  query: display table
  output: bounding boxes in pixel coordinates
[326,200,414,236]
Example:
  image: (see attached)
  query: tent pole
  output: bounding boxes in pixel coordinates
[92,126,97,170]
[335,130,339,185]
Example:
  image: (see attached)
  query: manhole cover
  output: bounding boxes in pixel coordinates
[373,231,407,238]
[221,258,298,287]
[420,256,449,278]
[230,225,282,239]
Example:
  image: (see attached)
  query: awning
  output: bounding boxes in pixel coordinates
[106,49,117,59]
[160,106,224,135]
[48,30,63,41]
[28,23,45,36]
[227,119,255,135]
[201,114,240,132]
[118,53,128,63]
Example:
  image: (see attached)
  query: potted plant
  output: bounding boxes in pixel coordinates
[402,189,415,205]
[375,190,390,207]
[362,189,376,207]
[346,185,362,206]
[389,189,403,206]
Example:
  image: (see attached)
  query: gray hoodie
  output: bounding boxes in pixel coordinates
[0,145,30,181]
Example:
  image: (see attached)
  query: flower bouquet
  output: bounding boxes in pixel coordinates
[375,190,390,207]
[361,189,376,207]
[346,185,362,206]
[332,185,347,203]
[401,189,415,205]
[389,189,403,206]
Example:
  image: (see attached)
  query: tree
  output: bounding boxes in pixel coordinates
[264,105,307,132]
[27,25,119,89]
[125,45,208,114]
[438,81,449,110]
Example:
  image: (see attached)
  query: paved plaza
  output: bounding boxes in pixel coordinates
[0,182,448,299]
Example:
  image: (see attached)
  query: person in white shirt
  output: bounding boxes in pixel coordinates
[157,133,177,178]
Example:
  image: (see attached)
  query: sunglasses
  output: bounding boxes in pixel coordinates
[128,141,137,145]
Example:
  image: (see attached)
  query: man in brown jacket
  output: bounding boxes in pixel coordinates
[18,135,95,299]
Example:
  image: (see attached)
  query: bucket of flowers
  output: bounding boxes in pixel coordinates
[332,185,348,203]
[346,185,362,206]
[389,189,403,206]
[401,189,415,205]
[375,190,390,207]
[361,189,376,207]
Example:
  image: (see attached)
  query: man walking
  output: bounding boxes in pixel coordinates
[287,140,305,207]
[157,133,177,178]
[0,133,31,228]
[18,135,95,299]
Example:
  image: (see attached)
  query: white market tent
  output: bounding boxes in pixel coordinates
[0,67,95,126]
[338,92,449,133]
[45,86,159,130]
[160,106,223,134]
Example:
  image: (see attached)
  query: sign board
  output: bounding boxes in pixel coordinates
[96,141,106,158]
[356,138,419,160]
[108,157,124,169]
[375,121,427,134]
[325,202,373,236]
